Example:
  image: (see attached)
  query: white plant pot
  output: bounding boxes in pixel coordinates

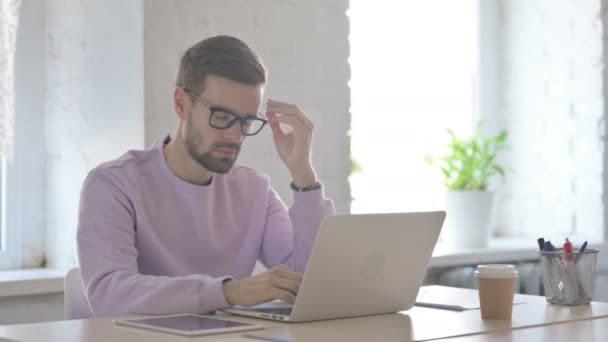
[442,190,496,249]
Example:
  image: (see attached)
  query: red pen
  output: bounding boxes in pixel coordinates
[564,238,573,261]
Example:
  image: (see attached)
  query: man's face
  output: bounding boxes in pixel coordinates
[182,75,263,174]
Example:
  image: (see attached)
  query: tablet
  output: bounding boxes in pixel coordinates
[113,314,265,336]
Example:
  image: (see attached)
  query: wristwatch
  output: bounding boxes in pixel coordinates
[290,181,322,192]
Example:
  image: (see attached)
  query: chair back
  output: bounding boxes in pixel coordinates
[64,267,93,319]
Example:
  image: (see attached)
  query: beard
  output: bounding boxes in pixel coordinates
[184,112,241,174]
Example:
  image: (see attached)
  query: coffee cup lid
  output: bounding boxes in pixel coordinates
[474,264,518,278]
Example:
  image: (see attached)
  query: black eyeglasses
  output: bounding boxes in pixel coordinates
[184,88,268,136]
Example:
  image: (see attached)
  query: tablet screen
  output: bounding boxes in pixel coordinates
[123,315,251,331]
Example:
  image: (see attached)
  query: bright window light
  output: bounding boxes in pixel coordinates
[349,1,477,213]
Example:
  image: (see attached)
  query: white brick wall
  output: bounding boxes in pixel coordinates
[33,0,350,269]
[492,0,605,243]
[4,0,145,325]
[44,0,145,267]
[143,0,351,213]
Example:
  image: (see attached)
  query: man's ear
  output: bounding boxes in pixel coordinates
[174,87,187,120]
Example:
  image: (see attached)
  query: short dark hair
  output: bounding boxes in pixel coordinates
[175,35,267,94]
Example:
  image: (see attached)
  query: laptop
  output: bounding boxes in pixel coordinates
[220,211,446,322]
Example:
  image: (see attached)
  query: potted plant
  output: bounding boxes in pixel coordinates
[425,124,511,248]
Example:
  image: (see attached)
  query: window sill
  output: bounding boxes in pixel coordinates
[430,237,602,268]
[0,268,67,298]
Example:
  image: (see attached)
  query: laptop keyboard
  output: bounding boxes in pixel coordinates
[253,307,293,316]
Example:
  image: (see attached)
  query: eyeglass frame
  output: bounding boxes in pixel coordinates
[183,87,269,136]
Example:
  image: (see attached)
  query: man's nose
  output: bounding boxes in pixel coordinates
[224,121,244,142]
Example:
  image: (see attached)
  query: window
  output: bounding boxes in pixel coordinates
[349,1,477,214]
[349,1,605,245]
[0,157,4,248]
[0,156,21,269]
[0,0,26,269]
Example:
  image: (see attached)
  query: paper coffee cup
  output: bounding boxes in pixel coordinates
[475,264,518,320]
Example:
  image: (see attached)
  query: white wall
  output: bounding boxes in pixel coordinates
[1,0,145,323]
[491,0,604,243]
[37,0,351,270]
[36,0,351,267]
[44,0,145,267]
[143,0,351,213]
[486,0,608,298]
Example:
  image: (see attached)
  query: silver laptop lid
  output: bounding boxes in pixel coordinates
[290,211,445,322]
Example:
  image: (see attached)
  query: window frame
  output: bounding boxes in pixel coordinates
[474,0,497,129]
[0,156,22,269]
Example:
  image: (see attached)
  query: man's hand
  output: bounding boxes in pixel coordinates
[266,99,318,188]
[223,265,303,307]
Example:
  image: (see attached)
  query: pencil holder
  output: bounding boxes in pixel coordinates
[539,248,599,305]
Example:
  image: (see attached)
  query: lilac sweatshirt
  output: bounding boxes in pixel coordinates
[76,135,335,317]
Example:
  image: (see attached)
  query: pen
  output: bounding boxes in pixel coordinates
[575,241,590,299]
[540,240,560,300]
[564,238,573,261]
[578,241,588,253]
[544,241,577,302]
[574,241,588,263]
[551,240,580,302]
[537,237,546,251]
[564,240,581,302]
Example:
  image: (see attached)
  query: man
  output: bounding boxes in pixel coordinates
[77,35,335,317]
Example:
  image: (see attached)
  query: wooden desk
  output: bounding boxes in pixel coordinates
[1,290,607,341]
[442,317,608,342]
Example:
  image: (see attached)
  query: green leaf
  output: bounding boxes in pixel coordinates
[424,122,515,190]
[440,166,450,179]
[496,130,507,144]
[351,158,364,174]
[492,165,505,176]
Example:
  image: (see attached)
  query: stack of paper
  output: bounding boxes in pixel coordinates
[415,285,526,311]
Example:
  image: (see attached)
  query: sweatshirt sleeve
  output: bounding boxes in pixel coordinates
[76,170,231,317]
[258,185,336,273]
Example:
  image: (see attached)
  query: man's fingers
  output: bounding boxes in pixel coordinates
[270,114,312,134]
[268,108,314,130]
[266,103,314,130]
[270,276,301,296]
[267,113,287,138]
[271,265,304,282]
[271,288,296,305]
